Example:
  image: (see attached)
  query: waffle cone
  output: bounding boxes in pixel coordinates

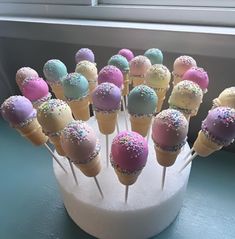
[154,145,180,167]
[50,84,64,100]
[115,169,141,186]
[154,89,167,113]
[95,111,118,135]
[76,154,101,177]
[16,118,48,146]
[130,115,152,137]
[49,134,66,156]
[193,130,222,157]
[122,73,129,96]
[131,76,145,87]
[69,96,90,121]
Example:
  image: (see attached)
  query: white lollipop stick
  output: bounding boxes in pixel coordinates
[182,147,194,161]
[44,143,67,174]
[94,176,104,199]
[179,152,198,173]
[125,185,129,203]
[106,134,109,167]
[161,166,167,190]
[122,97,128,130]
[116,121,120,133]
[67,158,78,185]
[146,118,152,143]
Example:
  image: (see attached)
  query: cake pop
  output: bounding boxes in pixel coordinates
[212,87,235,109]
[118,48,134,62]
[144,48,163,65]
[75,48,95,64]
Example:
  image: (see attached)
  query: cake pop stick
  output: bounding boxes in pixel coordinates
[63,73,90,121]
[179,107,235,173]
[168,80,203,121]
[1,96,66,173]
[152,109,188,190]
[67,158,78,185]
[61,121,104,198]
[122,96,129,130]
[128,85,157,137]
[110,131,148,203]
[21,76,51,109]
[43,59,68,100]
[106,134,109,167]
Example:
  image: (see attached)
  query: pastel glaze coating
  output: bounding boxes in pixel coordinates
[152,109,188,151]
[128,85,157,115]
[144,48,163,65]
[75,48,95,64]
[108,55,129,73]
[92,82,121,111]
[1,95,36,126]
[37,99,74,134]
[173,55,197,77]
[98,65,123,89]
[75,60,98,82]
[182,67,209,91]
[129,55,151,76]
[22,76,49,101]
[216,87,235,108]
[61,121,99,164]
[16,67,39,89]
[146,64,171,88]
[111,131,148,173]
[202,107,235,146]
[168,80,203,115]
[43,59,68,85]
[118,48,134,62]
[63,73,89,100]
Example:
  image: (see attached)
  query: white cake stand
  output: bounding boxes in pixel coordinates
[53,112,191,239]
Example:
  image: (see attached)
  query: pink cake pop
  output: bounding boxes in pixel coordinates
[61,121,103,198]
[110,131,148,202]
[118,48,134,62]
[182,67,209,93]
[98,65,124,89]
[16,67,39,91]
[21,76,51,109]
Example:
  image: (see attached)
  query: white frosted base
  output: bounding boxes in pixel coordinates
[53,113,191,239]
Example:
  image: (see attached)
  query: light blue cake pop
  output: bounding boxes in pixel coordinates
[108,54,129,73]
[144,48,163,65]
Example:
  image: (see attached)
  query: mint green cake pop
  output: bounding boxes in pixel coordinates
[108,54,129,73]
[144,48,163,65]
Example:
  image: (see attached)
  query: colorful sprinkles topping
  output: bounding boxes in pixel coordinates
[175,55,197,66]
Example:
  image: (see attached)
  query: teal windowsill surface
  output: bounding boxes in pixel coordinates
[0,118,234,239]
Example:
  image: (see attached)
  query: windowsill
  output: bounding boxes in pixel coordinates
[0,16,235,58]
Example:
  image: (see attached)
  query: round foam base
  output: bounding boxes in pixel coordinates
[53,113,191,239]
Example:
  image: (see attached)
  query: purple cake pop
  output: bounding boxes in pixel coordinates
[98,65,123,89]
[75,48,95,64]
[118,48,134,62]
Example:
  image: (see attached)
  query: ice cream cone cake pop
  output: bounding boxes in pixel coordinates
[180,107,235,172]
[75,48,95,64]
[182,67,209,93]
[110,131,148,202]
[21,76,51,109]
[92,82,121,135]
[43,59,68,100]
[37,99,74,156]
[129,55,151,87]
[16,67,39,91]
[118,48,134,62]
[168,80,203,121]
[152,109,188,189]
[63,73,90,121]
[75,60,98,103]
[128,85,157,137]
[212,87,235,109]
[172,55,197,86]
[144,48,163,65]
[108,54,130,96]
[146,64,171,112]
[61,121,103,197]
[1,95,48,146]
